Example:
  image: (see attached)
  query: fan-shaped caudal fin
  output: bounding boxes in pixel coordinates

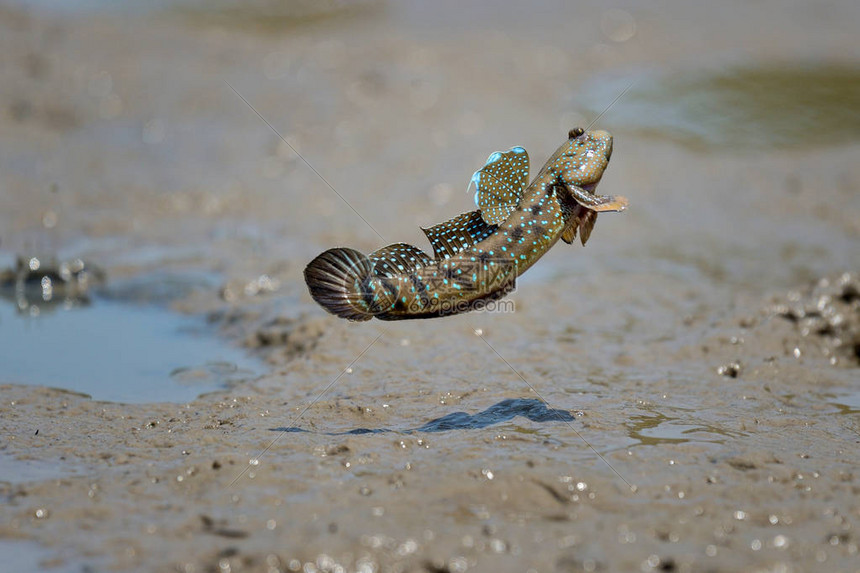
[471,146,530,225]
[421,210,496,260]
[304,248,378,321]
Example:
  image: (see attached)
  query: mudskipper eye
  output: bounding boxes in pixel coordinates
[568,127,585,139]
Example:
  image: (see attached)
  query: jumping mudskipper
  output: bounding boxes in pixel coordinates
[304,128,628,321]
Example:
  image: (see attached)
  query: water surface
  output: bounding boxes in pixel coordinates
[579,64,860,150]
[0,292,261,403]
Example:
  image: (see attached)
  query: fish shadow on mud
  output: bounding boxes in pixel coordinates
[270,398,574,435]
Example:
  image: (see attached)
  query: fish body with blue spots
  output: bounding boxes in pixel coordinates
[304,128,627,321]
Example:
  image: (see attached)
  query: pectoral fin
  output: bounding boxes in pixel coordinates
[578,210,598,245]
[561,223,577,245]
[561,206,598,246]
[569,185,628,212]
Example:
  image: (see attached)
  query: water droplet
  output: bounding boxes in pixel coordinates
[601,9,636,42]
[397,539,418,556]
[42,210,58,228]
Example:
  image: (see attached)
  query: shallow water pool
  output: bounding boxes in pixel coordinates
[0,291,261,404]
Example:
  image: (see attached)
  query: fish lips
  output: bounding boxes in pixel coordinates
[579,181,599,194]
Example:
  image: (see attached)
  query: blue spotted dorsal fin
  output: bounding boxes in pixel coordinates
[471,146,529,225]
[421,210,496,261]
[369,243,434,277]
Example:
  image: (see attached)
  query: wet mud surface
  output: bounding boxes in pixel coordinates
[1,1,859,572]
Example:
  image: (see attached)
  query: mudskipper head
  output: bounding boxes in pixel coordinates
[550,127,627,246]
[553,127,613,193]
[550,127,625,212]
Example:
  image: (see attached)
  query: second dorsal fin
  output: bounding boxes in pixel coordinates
[421,210,496,260]
[471,146,529,225]
[369,243,434,277]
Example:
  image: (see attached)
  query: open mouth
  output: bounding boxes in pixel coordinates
[580,181,600,194]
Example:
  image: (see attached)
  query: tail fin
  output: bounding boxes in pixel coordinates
[304,248,375,321]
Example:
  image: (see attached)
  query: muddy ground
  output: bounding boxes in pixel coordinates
[0,1,858,572]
